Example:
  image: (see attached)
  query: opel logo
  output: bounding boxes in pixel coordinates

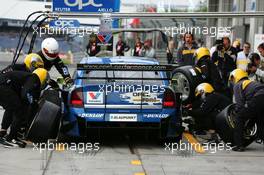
[64,0,103,10]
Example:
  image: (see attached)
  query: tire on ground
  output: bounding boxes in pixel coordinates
[171,66,203,103]
[215,104,257,147]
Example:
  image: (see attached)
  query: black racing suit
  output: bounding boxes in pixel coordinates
[233,79,264,147]
[190,92,232,130]
[196,57,224,93]
[211,46,237,97]
[0,64,29,133]
[37,51,71,82]
[0,71,41,140]
[1,52,68,133]
[1,51,72,82]
[1,64,28,74]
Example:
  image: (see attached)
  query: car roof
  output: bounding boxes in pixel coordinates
[80,56,159,65]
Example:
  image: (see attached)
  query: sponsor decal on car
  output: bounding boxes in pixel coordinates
[78,113,104,118]
[109,114,137,122]
[120,92,161,104]
[86,92,103,104]
[143,114,169,118]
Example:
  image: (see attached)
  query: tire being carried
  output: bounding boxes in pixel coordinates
[215,104,257,147]
[27,89,62,143]
[171,66,203,103]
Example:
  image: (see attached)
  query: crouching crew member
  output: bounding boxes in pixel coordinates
[229,69,264,151]
[189,83,232,142]
[0,68,48,148]
[0,54,44,138]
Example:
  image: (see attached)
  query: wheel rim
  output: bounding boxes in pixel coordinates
[244,120,257,137]
[172,72,190,101]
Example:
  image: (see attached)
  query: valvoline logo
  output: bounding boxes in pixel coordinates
[89,92,101,99]
[87,92,103,104]
[97,32,113,45]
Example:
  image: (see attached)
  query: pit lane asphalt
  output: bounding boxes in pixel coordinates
[1,57,264,175]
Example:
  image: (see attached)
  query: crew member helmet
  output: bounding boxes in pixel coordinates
[33,68,48,86]
[195,83,214,97]
[41,38,59,61]
[229,69,248,84]
[24,53,44,71]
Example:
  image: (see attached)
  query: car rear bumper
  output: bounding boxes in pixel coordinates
[63,107,182,137]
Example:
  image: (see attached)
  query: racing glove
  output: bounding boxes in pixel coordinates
[48,79,60,90]
[64,77,73,87]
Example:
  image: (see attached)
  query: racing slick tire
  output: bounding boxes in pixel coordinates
[41,89,61,106]
[27,100,61,143]
[171,66,203,103]
[27,99,61,143]
[215,104,257,147]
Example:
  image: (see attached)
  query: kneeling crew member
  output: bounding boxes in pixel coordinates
[189,83,232,141]
[0,68,48,148]
[229,69,264,151]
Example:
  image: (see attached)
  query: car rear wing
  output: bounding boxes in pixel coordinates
[76,64,179,80]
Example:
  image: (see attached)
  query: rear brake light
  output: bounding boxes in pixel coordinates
[163,89,176,108]
[70,88,83,107]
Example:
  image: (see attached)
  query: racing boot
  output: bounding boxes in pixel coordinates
[0,129,7,138]
[4,135,27,148]
[232,146,245,152]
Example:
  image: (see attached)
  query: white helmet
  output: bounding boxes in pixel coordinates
[41,38,59,61]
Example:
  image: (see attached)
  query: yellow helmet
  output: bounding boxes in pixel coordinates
[229,69,248,84]
[195,83,214,97]
[195,47,210,62]
[33,68,48,86]
[24,53,44,71]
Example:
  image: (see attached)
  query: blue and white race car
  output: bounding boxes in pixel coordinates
[62,56,183,140]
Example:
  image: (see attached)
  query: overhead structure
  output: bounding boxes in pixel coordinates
[57,12,264,19]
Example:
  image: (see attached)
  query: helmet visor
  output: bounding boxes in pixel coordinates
[43,48,59,59]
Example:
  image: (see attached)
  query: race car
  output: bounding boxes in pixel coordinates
[62,56,183,140]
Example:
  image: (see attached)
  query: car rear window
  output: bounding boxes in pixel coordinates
[81,70,164,85]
